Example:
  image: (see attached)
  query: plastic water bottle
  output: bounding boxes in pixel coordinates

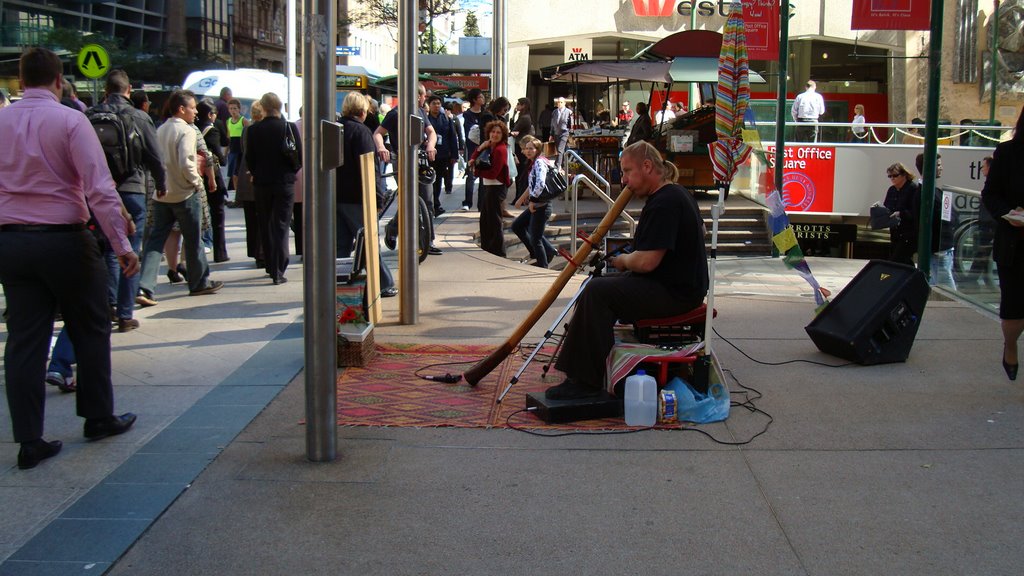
[624,370,658,427]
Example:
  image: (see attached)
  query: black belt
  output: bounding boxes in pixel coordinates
[0,223,87,233]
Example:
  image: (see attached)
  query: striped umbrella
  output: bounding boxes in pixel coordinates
[710,1,752,186]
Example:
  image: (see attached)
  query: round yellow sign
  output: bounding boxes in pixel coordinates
[76,44,110,80]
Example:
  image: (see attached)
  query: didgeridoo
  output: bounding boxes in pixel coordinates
[463,186,634,386]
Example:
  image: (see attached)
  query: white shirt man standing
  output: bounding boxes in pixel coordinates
[791,80,826,142]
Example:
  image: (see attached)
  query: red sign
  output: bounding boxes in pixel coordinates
[765,145,836,213]
[632,0,675,17]
[743,0,779,61]
[851,0,931,30]
[421,76,490,92]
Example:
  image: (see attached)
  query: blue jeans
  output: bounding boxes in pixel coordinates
[511,203,556,268]
[48,327,75,377]
[337,203,395,291]
[930,248,957,291]
[140,193,210,295]
[115,192,146,319]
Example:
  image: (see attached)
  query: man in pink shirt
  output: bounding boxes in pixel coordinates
[0,48,139,470]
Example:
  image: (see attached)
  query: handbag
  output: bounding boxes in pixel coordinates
[869,204,896,230]
[475,147,492,170]
[535,161,567,202]
[282,122,301,171]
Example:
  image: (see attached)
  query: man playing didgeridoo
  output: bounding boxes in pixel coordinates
[545,141,709,400]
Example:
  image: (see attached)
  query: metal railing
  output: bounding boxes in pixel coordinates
[748,121,1011,147]
[559,149,635,254]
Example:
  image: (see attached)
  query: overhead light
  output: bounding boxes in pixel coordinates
[822,52,829,59]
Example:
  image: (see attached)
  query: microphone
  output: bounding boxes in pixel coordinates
[421,373,462,384]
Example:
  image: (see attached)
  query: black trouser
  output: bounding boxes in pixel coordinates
[430,156,453,211]
[478,183,507,257]
[208,189,228,261]
[554,275,704,390]
[242,200,265,263]
[254,183,295,281]
[0,229,115,442]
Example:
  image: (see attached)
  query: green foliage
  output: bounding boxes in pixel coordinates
[464,12,481,37]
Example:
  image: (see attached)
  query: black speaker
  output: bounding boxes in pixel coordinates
[805,260,930,365]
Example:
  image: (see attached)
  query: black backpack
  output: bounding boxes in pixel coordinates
[87,104,142,185]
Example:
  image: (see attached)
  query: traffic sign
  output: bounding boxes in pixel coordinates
[335,46,361,56]
[77,44,110,79]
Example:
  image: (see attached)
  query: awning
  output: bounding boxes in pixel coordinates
[540,58,764,85]
[540,60,673,84]
[670,58,766,84]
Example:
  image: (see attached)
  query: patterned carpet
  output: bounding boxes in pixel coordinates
[337,343,633,429]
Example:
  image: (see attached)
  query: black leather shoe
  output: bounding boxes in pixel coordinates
[18,439,62,470]
[428,246,443,255]
[84,413,137,440]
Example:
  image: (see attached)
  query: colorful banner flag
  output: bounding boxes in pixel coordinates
[766,190,830,311]
[851,0,932,31]
[742,0,780,61]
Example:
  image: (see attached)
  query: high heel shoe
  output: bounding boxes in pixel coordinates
[1002,357,1018,381]
[176,263,188,281]
[166,268,183,283]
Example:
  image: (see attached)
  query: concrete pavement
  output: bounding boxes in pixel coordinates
[1,186,1019,575]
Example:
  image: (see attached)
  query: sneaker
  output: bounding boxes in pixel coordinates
[544,378,601,400]
[459,206,470,212]
[189,280,224,296]
[427,246,443,255]
[45,371,76,394]
[135,292,157,307]
[117,318,140,332]
[381,287,399,298]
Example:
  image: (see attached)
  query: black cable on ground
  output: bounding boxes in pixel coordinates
[713,327,852,368]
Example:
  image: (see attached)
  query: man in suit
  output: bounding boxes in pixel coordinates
[0,48,139,470]
[548,97,572,165]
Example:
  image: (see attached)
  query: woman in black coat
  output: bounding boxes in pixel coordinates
[244,92,301,285]
[982,107,1024,380]
[882,162,920,266]
[196,99,229,262]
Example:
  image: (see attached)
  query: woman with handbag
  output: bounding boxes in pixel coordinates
[882,162,920,266]
[982,107,1024,381]
[244,92,301,285]
[511,136,557,268]
[469,120,512,257]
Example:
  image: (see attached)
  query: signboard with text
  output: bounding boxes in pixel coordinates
[851,0,931,30]
[743,0,779,61]
[765,145,836,213]
[564,39,592,63]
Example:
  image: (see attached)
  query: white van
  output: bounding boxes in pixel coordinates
[183,69,302,120]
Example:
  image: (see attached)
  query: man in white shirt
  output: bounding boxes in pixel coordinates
[791,80,826,142]
[654,101,676,127]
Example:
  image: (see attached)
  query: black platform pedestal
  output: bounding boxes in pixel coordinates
[525,391,623,424]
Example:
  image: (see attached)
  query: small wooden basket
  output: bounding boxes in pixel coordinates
[337,325,377,367]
